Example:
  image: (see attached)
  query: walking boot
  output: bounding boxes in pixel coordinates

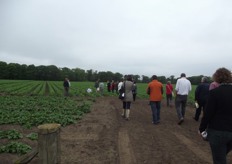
[121,109,125,118]
[125,110,130,120]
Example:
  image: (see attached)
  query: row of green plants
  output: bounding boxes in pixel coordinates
[0,84,94,156]
[0,96,92,128]
[0,96,92,155]
[0,80,196,103]
[0,80,116,97]
[0,129,38,155]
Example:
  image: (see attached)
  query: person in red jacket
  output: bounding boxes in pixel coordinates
[165,81,173,107]
[147,75,163,125]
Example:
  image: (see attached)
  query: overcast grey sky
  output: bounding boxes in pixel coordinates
[0,0,231,78]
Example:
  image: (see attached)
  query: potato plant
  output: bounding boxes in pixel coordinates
[0,142,31,155]
[0,130,32,155]
[0,130,23,140]
[0,96,92,128]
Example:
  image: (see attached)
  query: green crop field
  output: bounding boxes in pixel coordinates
[0,80,196,103]
[0,80,96,155]
[0,80,196,155]
[0,80,196,128]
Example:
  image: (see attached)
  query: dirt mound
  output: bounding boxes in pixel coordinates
[1,97,232,164]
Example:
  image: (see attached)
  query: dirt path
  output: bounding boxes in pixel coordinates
[2,96,232,163]
[58,97,232,164]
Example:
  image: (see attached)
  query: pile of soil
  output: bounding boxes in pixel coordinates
[1,97,232,164]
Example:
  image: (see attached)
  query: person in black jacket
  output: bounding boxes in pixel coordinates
[193,76,210,121]
[63,78,70,97]
[199,67,232,164]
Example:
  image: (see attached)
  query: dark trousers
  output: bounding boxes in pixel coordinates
[150,101,161,124]
[166,94,172,106]
[133,93,136,101]
[175,95,187,119]
[208,129,232,164]
[123,101,131,109]
[64,87,69,96]
[194,102,206,121]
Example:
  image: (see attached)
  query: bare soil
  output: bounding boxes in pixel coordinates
[1,96,232,164]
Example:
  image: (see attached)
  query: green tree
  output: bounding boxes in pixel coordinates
[26,65,36,80]
[35,65,47,80]
[133,75,140,82]
[47,65,60,80]
[142,75,150,83]
[188,75,203,85]
[7,63,21,79]
[72,68,86,81]
[86,69,98,81]
[98,71,108,82]
[167,75,175,84]
[158,76,166,84]
[0,61,7,79]
[60,67,73,80]
[20,64,28,80]
[113,72,123,81]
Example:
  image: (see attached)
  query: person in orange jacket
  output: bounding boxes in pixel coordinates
[147,75,163,125]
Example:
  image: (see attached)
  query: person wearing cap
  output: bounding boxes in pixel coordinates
[175,73,192,125]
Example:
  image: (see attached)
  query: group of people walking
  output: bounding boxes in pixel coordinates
[63,67,232,163]
[146,73,191,125]
[119,67,232,164]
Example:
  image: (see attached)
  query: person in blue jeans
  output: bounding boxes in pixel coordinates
[149,101,161,124]
[147,75,163,124]
[199,67,232,164]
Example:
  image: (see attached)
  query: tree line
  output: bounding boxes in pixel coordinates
[0,61,211,85]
